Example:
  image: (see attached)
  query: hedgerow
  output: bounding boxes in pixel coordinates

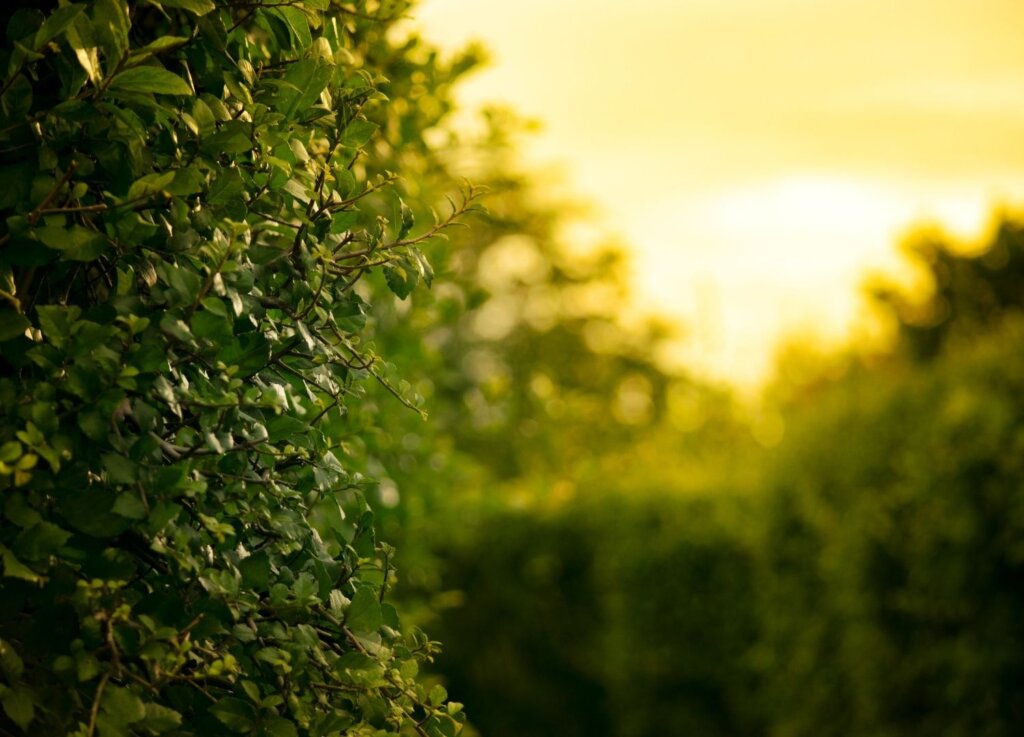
[0,1,472,735]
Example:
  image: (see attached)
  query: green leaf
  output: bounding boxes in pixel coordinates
[238,551,271,591]
[260,716,298,737]
[0,544,43,583]
[384,263,417,300]
[128,171,175,200]
[411,248,434,288]
[200,121,253,155]
[1,685,34,730]
[129,35,190,62]
[65,15,102,84]
[157,0,216,15]
[103,453,137,484]
[0,640,25,680]
[340,120,378,148]
[0,311,29,342]
[280,58,334,116]
[191,310,233,343]
[94,0,130,74]
[14,521,71,561]
[112,493,147,520]
[428,684,448,706]
[168,166,206,196]
[33,4,86,49]
[399,200,415,239]
[139,703,183,733]
[108,66,192,95]
[36,224,107,261]
[208,167,245,205]
[270,6,312,51]
[101,686,146,725]
[36,304,81,348]
[330,210,358,234]
[345,586,382,636]
[210,697,256,732]
[59,489,131,538]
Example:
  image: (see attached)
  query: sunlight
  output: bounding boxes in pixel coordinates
[417,0,1024,386]
[626,176,1010,384]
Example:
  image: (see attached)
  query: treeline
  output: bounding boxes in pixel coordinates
[412,219,1024,737]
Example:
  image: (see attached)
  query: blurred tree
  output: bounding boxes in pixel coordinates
[873,216,1024,360]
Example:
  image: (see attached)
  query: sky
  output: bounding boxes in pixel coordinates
[414,0,1024,387]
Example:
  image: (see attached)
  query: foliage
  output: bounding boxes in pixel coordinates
[755,319,1024,736]
[873,216,1024,360]
[422,206,1024,736]
[430,494,762,737]
[0,1,472,735]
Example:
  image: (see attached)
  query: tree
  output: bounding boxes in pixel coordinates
[873,216,1024,360]
[0,2,471,735]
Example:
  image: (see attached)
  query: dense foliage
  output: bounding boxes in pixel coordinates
[0,1,472,735]
[3,1,1021,736]
[424,216,1024,737]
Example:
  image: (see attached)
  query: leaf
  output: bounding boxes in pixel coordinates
[112,493,147,520]
[36,224,107,262]
[399,200,415,239]
[211,697,256,732]
[94,0,130,75]
[33,4,86,49]
[345,586,382,636]
[128,35,190,62]
[238,552,271,591]
[157,0,216,15]
[1,685,34,730]
[282,178,311,204]
[330,210,358,234]
[411,248,434,288]
[200,121,253,155]
[384,263,417,300]
[0,640,24,680]
[271,6,312,51]
[260,716,298,737]
[168,166,206,196]
[59,489,131,538]
[128,171,175,200]
[139,703,182,733]
[65,15,102,84]
[36,304,81,348]
[428,684,448,706]
[208,168,245,205]
[101,686,146,725]
[340,120,378,148]
[191,310,233,343]
[281,58,334,116]
[14,521,71,561]
[0,311,29,342]
[0,544,44,583]
[108,66,192,96]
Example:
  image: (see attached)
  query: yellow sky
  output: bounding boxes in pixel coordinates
[416,0,1024,386]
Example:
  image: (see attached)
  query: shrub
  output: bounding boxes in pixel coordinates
[0,2,470,735]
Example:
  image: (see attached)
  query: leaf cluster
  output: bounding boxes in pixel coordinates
[0,2,469,736]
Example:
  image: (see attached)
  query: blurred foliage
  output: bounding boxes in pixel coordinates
[874,215,1024,361]
[405,154,1024,737]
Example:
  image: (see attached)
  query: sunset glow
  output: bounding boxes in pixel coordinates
[416,0,1024,385]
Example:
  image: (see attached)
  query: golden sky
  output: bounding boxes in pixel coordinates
[416,0,1024,386]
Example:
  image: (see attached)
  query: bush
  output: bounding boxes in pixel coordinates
[0,2,470,735]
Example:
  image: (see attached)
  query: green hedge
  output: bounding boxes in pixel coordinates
[0,2,470,735]
[431,324,1024,737]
